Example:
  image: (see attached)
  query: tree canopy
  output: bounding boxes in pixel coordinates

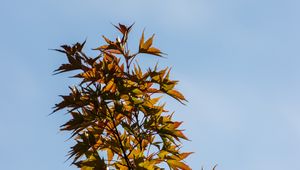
[53,23,192,170]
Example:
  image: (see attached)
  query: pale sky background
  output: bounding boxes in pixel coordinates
[1,0,300,170]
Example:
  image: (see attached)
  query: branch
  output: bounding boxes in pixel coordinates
[104,103,133,169]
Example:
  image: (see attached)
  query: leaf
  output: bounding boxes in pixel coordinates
[53,23,192,170]
[143,34,154,50]
[139,32,154,52]
[116,163,129,170]
[139,160,161,169]
[167,160,191,170]
[132,88,143,95]
[158,150,169,159]
[107,49,122,54]
[167,89,186,101]
[93,45,108,51]
[172,152,193,161]
[147,47,162,56]
[115,23,127,35]
[138,32,163,57]
[103,79,115,92]
[173,130,189,141]
[162,82,176,91]
[80,167,93,170]
[107,148,114,164]
[54,63,81,74]
[114,23,134,35]
[173,121,183,129]
[102,35,113,44]
[139,31,145,50]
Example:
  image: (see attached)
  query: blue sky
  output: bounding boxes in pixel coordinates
[1,0,300,169]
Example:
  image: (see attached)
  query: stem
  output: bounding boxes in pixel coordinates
[125,59,130,74]
[133,110,143,151]
[104,104,133,169]
[128,53,138,68]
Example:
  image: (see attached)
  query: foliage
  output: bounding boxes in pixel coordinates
[53,23,192,170]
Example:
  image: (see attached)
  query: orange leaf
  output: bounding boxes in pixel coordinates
[168,89,186,101]
[167,160,191,170]
[173,121,183,129]
[93,45,108,51]
[139,31,145,50]
[103,79,115,92]
[174,152,193,160]
[143,34,154,50]
[107,148,114,164]
[174,130,189,140]
[147,47,162,56]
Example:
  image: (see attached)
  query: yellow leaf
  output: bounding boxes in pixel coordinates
[158,150,169,159]
[139,160,161,169]
[81,167,93,170]
[103,79,115,92]
[132,88,143,95]
[116,163,129,170]
[152,74,160,82]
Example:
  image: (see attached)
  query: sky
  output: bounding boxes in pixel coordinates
[1,0,300,169]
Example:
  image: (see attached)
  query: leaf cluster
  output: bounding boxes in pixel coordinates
[53,24,192,170]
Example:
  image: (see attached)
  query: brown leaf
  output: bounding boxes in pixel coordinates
[102,35,113,44]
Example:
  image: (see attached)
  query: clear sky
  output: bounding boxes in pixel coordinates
[1,0,300,170]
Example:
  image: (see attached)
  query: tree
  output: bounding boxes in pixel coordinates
[53,23,192,170]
